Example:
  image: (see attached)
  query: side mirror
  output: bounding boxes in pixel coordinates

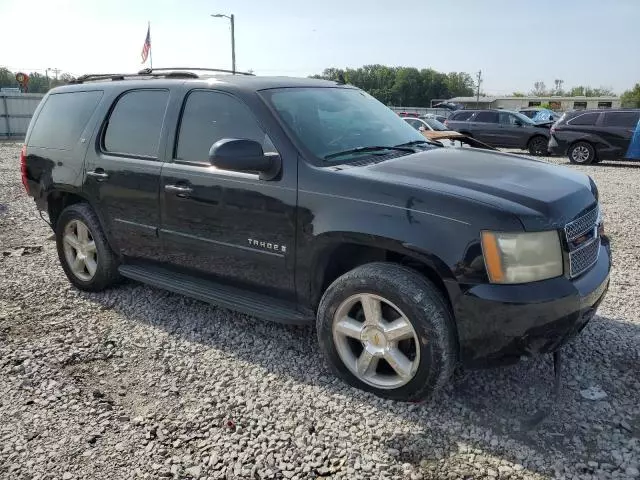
[209,139,281,180]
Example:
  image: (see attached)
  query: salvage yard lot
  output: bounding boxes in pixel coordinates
[1,142,638,480]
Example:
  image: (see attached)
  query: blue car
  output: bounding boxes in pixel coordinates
[519,108,562,123]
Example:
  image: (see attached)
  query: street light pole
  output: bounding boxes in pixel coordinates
[211,13,236,74]
[230,14,235,74]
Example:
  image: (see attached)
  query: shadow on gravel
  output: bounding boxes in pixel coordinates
[81,283,640,477]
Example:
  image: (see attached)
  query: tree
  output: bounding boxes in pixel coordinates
[444,72,474,97]
[531,81,548,96]
[567,85,616,97]
[621,83,640,107]
[553,79,564,95]
[512,92,525,97]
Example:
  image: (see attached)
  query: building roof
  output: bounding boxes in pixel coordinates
[449,95,618,102]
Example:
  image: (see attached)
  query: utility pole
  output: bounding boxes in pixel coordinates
[475,70,482,108]
[230,14,235,74]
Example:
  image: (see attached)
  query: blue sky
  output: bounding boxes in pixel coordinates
[2,0,639,94]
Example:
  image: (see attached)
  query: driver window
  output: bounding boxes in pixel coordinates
[175,90,275,165]
[499,112,513,125]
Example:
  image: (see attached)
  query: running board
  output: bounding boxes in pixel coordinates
[118,264,313,325]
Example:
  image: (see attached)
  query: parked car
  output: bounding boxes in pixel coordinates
[423,113,449,124]
[402,117,496,150]
[445,109,552,155]
[549,109,640,164]
[519,107,562,123]
[22,69,610,402]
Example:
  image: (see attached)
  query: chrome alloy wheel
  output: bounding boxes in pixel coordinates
[332,293,420,389]
[572,145,591,163]
[62,219,98,281]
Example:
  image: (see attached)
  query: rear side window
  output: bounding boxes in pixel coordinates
[450,111,473,121]
[474,111,499,123]
[603,111,640,128]
[28,91,103,150]
[175,90,273,164]
[103,90,169,158]
[568,112,600,126]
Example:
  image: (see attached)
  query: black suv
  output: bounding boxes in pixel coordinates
[549,109,640,164]
[22,69,610,401]
[445,109,551,155]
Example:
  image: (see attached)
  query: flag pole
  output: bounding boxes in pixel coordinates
[148,21,153,69]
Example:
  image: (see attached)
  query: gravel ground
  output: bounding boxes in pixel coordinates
[1,141,638,480]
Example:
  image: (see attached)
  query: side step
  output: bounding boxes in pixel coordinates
[118,264,313,325]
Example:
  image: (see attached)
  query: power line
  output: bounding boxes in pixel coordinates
[475,70,482,107]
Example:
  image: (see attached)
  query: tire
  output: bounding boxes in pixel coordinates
[55,203,121,291]
[568,141,596,165]
[527,136,548,156]
[316,262,457,402]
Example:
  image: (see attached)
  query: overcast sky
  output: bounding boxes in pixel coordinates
[2,0,639,94]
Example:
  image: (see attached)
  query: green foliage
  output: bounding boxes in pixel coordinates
[0,67,73,93]
[311,65,474,106]
[621,83,640,108]
[567,85,616,97]
[540,102,553,109]
[512,92,525,97]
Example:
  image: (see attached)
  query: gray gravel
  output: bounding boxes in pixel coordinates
[1,141,639,480]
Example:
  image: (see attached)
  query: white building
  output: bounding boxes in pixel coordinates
[443,95,621,111]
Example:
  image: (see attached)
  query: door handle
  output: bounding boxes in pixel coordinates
[165,184,193,197]
[86,169,109,181]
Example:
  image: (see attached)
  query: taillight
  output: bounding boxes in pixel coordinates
[444,120,449,127]
[20,145,29,194]
[550,125,556,135]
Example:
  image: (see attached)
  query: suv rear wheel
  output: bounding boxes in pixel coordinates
[528,136,548,156]
[568,141,596,164]
[317,262,456,401]
[56,203,121,291]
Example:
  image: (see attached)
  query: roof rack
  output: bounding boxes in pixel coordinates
[69,67,254,84]
[138,67,254,76]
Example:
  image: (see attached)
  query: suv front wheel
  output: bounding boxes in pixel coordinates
[55,203,121,291]
[317,262,457,402]
[568,141,597,164]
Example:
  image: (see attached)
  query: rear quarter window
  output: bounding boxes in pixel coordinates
[567,112,600,126]
[28,91,103,150]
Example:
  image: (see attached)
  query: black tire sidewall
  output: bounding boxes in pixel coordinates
[317,263,456,401]
[55,203,119,291]
[528,136,547,156]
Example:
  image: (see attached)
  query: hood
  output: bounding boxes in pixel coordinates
[348,148,596,230]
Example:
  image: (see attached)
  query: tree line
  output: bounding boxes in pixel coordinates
[310,65,476,107]
[0,68,73,93]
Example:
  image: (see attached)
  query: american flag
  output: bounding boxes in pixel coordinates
[141,25,151,64]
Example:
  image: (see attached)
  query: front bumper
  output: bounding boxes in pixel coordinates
[455,238,611,368]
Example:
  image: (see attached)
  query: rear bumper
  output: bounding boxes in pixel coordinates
[455,238,611,368]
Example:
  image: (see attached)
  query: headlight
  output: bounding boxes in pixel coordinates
[481,231,563,284]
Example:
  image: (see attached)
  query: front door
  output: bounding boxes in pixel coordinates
[600,111,640,158]
[159,89,297,300]
[83,88,172,260]
[498,112,524,147]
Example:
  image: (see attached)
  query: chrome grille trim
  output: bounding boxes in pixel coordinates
[569,237,600,277]
[565,206,599,241]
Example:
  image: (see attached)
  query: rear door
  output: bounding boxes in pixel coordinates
[83,88,173,260]
[600,111,640,158]
[468,111,501,145]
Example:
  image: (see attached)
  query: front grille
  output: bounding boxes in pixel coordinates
[565,205,600,278]
[565,206,599,240]
[570,238,600,277]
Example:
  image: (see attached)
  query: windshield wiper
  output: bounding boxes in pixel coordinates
[324,145,415,160]
[395,139,441,147]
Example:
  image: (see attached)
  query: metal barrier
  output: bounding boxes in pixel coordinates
[0,93,45,139]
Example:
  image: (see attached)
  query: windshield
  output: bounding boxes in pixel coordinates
[264,87,426,162]
[424,118,448,131]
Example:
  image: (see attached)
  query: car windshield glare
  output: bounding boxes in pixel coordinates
[265,87,426,162]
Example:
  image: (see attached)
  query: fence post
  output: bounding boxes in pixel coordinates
[1,94,11,138]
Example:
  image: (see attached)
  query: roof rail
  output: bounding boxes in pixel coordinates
[70,67,254,84]
[138,67,254,76]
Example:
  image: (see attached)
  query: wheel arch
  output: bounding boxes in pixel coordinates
[47,189,119,252]
[309,233,458,318]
